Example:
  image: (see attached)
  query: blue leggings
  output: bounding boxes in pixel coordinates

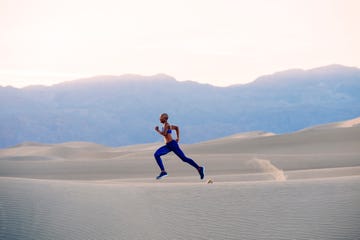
[154,140,200,171]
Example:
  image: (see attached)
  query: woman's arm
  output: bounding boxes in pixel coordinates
[171,125,180,142]
[155,123,171,136]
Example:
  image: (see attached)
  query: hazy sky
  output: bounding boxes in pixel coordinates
[1,0,359,87]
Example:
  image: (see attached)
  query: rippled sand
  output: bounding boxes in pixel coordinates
[1,176,359,240]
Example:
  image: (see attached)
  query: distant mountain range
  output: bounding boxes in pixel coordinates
[1,64,360,148]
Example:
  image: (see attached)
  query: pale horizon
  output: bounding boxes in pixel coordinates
[1,0,359,88]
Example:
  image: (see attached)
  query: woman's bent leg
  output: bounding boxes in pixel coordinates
[169,141,200,169]
[154,145,171,171]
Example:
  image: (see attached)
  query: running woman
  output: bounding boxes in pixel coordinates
[154,113,205,180]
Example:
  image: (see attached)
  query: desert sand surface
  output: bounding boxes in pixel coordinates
[1,118,360,239]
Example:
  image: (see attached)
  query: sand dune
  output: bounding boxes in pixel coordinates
[1,117,360,239]
[1,118,359,180]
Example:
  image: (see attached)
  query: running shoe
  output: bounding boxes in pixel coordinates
[156,171,168,180]
[198,166,205,180]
